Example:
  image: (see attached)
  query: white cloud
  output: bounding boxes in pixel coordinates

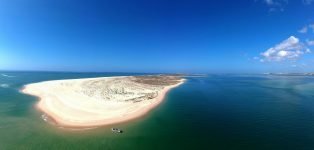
[260,36,309,62]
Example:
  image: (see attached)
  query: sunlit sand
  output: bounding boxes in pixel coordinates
[22,75,185,127]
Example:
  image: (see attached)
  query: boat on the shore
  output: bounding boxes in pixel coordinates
[111,128,123,133]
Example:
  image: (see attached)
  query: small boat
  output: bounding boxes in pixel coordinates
[41,114,48,122]
[111,128,123,133]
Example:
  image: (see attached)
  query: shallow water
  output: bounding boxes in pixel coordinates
[1,72,314,150]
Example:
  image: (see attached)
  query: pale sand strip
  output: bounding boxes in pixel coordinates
[21,76,185,127]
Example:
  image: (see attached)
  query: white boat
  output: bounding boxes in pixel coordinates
[41,114,48,121]
[111,128,123,133]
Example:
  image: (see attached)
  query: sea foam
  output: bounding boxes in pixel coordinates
[1,74,15,78]
[0,84,9,88]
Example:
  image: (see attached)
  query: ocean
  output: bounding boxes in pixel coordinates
[1,71,314,150]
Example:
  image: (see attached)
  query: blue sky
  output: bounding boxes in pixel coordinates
[0,0,314,73]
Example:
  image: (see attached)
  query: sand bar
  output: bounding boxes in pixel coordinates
[22,75,185,127]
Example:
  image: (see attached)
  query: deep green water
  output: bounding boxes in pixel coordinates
[1,72,314,150]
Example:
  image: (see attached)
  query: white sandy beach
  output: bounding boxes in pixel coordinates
[22,76,184,127]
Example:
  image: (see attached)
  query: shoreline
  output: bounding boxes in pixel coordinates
[21,76,185,128]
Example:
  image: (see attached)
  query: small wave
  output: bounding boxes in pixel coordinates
[1,74,15,78]
[41,114,98,131]
[0,84,9,88]
[57,126,98,131]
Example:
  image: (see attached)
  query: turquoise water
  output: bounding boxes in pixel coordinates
[1,72,314,149]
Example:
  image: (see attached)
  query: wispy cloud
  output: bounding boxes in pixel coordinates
[265,0,276,5]
[299,26,308,33]
[260,36,309,62]
[309,24,314,32]
[303,0,314,5]
[261,0,288,11]
[290,63,308,68]
[264,0,287,6]
[263,0,314,6]
[258,0,313,11]
[307,39,314,46]
[299,23,314,33]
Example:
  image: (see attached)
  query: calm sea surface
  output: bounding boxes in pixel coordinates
[1,72,314,150]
